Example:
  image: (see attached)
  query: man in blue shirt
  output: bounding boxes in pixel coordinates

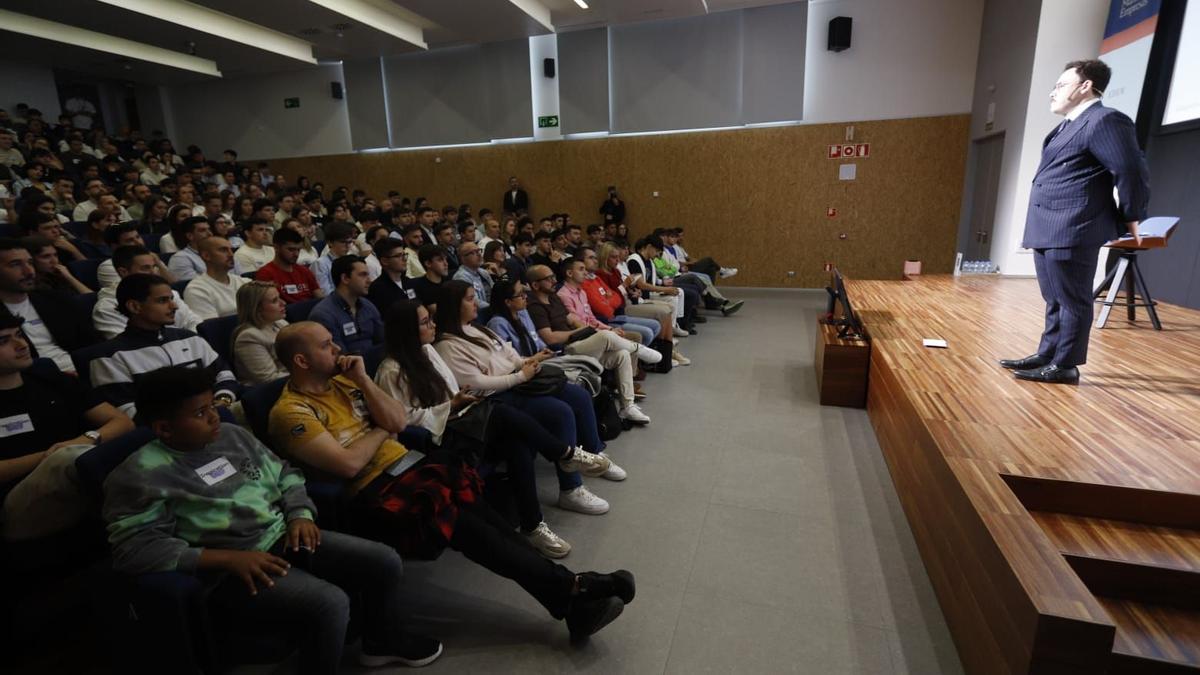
[309,255,383,354]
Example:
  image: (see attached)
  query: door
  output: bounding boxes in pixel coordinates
[966,134,1004,261]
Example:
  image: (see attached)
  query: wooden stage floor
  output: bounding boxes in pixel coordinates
[847,275,1200,675]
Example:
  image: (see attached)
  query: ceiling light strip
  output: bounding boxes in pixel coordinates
[305,0,428,49]
[0,8,221,77]
[96,0,315,64]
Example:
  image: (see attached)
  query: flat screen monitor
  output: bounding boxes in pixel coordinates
[827,268,864,339]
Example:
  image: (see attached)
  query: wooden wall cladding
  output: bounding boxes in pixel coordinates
[265,114,970,288]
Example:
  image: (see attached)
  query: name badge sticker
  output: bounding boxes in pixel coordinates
[284,284,300,294]
[405,289,416,300]
[0,413,35,438]
[195,457,236,486]
[343,321,358,336]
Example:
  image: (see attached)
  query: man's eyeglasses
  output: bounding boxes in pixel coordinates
[534,275,555,283]
[1051,80,1082,93]
[463,249,481,256]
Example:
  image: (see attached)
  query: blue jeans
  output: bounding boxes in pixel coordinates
[610,315,659,343]
[207,530,407,675]
[483,404,573,530]
[496,382,603,491]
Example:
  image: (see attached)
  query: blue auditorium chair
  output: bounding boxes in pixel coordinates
[285,297,320,323]
[196,315,239,366]
[67,257,102,291]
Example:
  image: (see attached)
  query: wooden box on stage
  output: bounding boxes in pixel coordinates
[813,319,869,408]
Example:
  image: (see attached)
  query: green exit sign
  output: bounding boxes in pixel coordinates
[537,115,559,128]
[284,97,300,109]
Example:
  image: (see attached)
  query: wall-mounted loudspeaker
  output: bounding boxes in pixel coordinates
[543,58,556,78]
[331,82,344,99]
[828,16,852,52]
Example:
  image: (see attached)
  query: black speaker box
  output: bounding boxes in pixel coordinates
[828,16,852,52]
[331,81,344,99]
[543,58,555,78]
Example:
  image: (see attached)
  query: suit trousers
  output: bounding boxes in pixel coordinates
[564,331,637,407]
[1033,246,1100,368]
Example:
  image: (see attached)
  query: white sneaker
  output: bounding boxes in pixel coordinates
[633,344,663,364]
[558,446,612,477]
[558,486,610,515]
[719,267,739,279]
[672,351,691,366]
[619,403,651,425]
[675,326,690,337]
[525,521,572,558]
[600,454,627,481]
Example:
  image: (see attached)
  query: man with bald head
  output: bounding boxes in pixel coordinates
[268,320,636,640]
[451,240,493,310]
[183,236,249,320]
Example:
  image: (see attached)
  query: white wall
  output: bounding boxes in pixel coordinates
[0,61,62,121]
[167,65,352,161]
[803,0,985,123]
[991,0,1109,276]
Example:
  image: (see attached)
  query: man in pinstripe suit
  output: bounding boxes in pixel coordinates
[1000,59,1150,384]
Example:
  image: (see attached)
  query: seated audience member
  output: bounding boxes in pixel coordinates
[433,223,460,276]
[671,227,737,281]
[505,232,535,282]
[483,241,508,277]
[24,209,84,262]
[75,208,117,259]
[0,238,99,373]
[309,255,382,354]
[25,236,91,294]
[232,281,290,386]
[587,224,605,248]
[367,237,415,313]
[157,204,195,254]
[269,321,633,636]
[556,255,653,345]
[375,301,611,557]
[209,213,244,249]
[234,217,275,273]
[563,224,584,257]
[165,216,214,281]
[526,264,657,424]
[255,227,321,304]
[89,273,240,418]
[476,218,502,250]
[628,235,699,335]
[400,223,427,279]
[312,221,358,296]
[488,279,559,362]
[0,314,134,541]
[282,216,320,267]
[576,246,669,350]
[96,223,175,288]
[183,236,248,320]
[595,241,681,348]
[12,163,50,197]
[528,231,556,270]
[409,244,449,310]
[104,366,442,672]
[435,280,625,501]
[653,228,743,316]
[94,245,202,338]
[452,241,494,311]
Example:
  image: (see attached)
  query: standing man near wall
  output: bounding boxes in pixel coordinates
[1001,59,1149,384]
[503,176,529,214]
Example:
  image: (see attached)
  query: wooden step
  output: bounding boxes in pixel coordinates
[1031,511,1200,573]
[1098,597,1200,673]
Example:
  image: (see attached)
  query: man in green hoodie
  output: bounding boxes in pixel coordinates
[102,366,442,673]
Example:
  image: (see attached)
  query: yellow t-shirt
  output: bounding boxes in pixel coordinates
[269,375,407,495]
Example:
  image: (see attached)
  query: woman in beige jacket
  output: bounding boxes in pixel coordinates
[232,281,290,385]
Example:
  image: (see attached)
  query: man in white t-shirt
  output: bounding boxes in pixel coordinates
[94,244,201,338]
[233,218,275,273]
[72,178,108,222]
[183,236,248,321]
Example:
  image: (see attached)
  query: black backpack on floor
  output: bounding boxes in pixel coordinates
[595,372,629,441]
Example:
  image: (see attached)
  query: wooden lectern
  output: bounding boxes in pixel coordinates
[1093,216,1180,330]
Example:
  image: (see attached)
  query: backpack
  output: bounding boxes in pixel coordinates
[594,385,627,441]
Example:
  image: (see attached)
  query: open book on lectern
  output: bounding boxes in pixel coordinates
[1105,216,1180,249]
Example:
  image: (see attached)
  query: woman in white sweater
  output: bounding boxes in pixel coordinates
[375,300,612,558]
[232,281,290,385]
[432,281,624,517]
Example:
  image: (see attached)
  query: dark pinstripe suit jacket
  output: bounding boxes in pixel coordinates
[1021,102,1150,250]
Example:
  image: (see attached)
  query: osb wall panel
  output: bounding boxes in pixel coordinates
[266,114,970,288]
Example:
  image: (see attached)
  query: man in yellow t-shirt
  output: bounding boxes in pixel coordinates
[268,321,637,641]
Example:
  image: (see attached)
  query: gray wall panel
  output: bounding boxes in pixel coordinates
[484,39,533,139]
[558,28,609,134]
[344,58,390,150]
[742,3,806,124]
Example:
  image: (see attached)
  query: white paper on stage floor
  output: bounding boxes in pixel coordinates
[922,338,948,349]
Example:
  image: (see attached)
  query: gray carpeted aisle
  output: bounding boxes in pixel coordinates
[299,289,963,674]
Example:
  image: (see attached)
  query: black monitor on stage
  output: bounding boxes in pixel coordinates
[825,268,864,339]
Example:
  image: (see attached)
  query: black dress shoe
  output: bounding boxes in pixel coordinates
[1013,364,1079,384]
[999,354,1050,370]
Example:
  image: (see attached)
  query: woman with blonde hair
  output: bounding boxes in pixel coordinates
[231,281,290,385]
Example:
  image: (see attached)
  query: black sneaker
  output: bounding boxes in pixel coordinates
[359,633,444,668]
[692,315,708,323]
[576,570,636,605]
[566,596,624,641]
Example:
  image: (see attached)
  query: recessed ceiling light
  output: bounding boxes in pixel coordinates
[574,0,590,8]
[0,8,221,77]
